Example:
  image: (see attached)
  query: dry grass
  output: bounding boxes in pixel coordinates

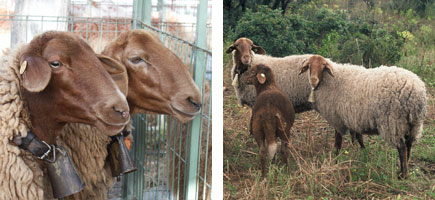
[223,60,435,199]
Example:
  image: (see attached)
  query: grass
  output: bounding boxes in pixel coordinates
[223,56,435,199]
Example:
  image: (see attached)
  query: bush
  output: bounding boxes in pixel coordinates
[330,28,403,67]
[232,6,306,57]
[231,5,404,68]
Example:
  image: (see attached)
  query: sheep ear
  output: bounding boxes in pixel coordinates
[325,62,334,77]
[299,62,310,75]
[256,73,266,84]
[21,55,52,92]
[252,45,266,55]
[225,44,236,54]
[97,54,128,96]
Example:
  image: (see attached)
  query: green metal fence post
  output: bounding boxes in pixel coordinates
[186,0,208,199]
[143,0,152,25]
[158,0,166,41]
[133,0,151,28]
[121,1,153,197]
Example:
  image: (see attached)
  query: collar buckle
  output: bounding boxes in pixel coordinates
[38,141,57,162]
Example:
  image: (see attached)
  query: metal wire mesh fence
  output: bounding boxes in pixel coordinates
[122,19,212,200]
[0,12,211,200]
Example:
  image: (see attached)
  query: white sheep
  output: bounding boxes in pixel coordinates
[226,38,366,151]
[226,38,313,112]
[300,55,427,178]
[0,45,44,200]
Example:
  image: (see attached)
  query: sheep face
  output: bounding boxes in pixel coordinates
[241,64,270,86]
[299,55,334,89]
[20,31,130,142]
[226,38,266,66]
[101,30,202,123]
[97,54,129,97]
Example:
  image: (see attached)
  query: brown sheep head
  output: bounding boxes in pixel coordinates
[241,64,273,86]
[101,30,202,123]
[20,31,130,144]
[226,37,266,65]
[299,55,334,90]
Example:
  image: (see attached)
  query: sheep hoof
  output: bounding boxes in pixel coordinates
[398,173,408,180]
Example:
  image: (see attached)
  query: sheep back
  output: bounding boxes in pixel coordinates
[312,63,427,146]
[233,54,313,113]
[253,89,295,130]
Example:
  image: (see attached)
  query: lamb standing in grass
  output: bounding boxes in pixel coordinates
[299,55,427,178]
[241,64,295,177]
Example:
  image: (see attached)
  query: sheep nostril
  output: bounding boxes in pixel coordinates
[121,111,129,119]
[187,97,201,111]
[113,106,130,120]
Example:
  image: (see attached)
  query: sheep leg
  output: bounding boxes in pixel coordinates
[350,130,365,149]
[276,114,290,166]
[249,113,253,135]
[279,139,290,167]
[397,140,408,179]
[355,132,365,149]
[264,123,278,160]
[334,130,343,155]
[259,143,268,177]
[405,135,414,164]
[253,123,267,177]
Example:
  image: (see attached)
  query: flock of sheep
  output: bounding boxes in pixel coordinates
[0,30,202,200]
[226,37,427,179]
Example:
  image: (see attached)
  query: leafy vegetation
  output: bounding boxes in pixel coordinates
[224,0,435,199]
[224,0,435,84]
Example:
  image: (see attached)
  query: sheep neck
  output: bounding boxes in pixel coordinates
[234,53,249,75]
[254,81,279,95]
[23,92,63,145]
[29,117,61,145]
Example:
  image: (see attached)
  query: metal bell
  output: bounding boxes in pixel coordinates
[308,88,315,103]
[45,146,85,198]
[108,134,137,177]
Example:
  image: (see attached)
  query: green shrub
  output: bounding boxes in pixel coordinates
[232,6,306,57]
[231,5,404,68]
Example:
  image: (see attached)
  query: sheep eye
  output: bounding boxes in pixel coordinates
[128,57,143,64]
[49,61,60,68]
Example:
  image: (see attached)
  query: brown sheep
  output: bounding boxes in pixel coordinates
[241,64,295,177]
[0,31,130,200]
[60,30,203,200]
[226,37,266,101]
[17,31,130,143]
[102,30,202,118]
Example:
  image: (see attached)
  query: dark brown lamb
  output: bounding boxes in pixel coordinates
[241,64,295,177]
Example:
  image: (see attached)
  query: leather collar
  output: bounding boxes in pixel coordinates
[18,131,54,161]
